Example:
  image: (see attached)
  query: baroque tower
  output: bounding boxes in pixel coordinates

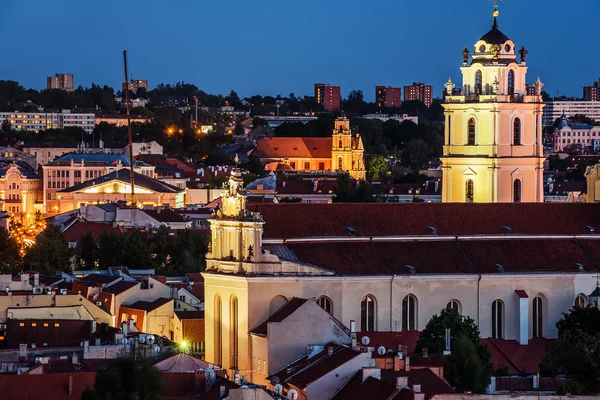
[331,117,366,180]
[440,7,545,203]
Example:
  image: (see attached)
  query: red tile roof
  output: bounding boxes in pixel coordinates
[382,369,455,400]
[143,208,187,223]
[252,137,332,159]
[103,281,138,295]
[256,203,600,239]
[63,220,121,244]
[356,331,421,354]
[0,372,96,400]
[125,297,173,312]
[332,372,405,400]
[81,274,122,286]
[515,289,529,298]
[276,179,336,195]
[481,338,555,375]
[250,297,307,336]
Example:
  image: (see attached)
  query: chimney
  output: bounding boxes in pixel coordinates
[422,348,428,359]
[307,345,314,356]
[405,355,411,371]
[328,345,334,356]
[361,367,381,383]
[413,384,421,393]
[68,374,73,396]
[129,318,136,330]
[350,320,357,347]
[83,340,90,357]
[219,386,226,397]
[516,290,529,345]
[33,273,39,287]
[533,373,539,389]
[121,321,128,336]
[91,320,97,334]
[396,376,409,390]
[488,376,497,394]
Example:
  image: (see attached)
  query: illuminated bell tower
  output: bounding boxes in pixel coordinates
[331,117,366,180]
[440,6,545,203]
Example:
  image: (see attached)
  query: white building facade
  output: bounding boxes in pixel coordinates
[543,101,600,125]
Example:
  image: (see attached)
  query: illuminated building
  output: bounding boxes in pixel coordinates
[553,113,600,152]
[404,82,433,107]
[0,110,94,134]
[47,73,74,92]
[583,79,599,101]
[122,79,149,94]
[314,83,341,111]
[375,86,402,108]
[440,8,545,203]
[542,101,600,125]
[42,153,156,213]
[252,117,366,180]
[0,162,43,223]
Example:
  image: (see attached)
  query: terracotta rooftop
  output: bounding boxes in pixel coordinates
[252,137,332,159]
[250,297,308,336]
[356,331,421,354]
[256,203,600,239]
[142,208,187,223]
[0,372,96,400]
[332,372,407,400]
[103,281,138,295]
[481,338,555,375]
[382,368,455,400]
[63,220,121,244]
[81,273,121,286]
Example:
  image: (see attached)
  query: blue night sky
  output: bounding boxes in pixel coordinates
[0,0,597,101]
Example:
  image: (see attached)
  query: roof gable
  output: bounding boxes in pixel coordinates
[250,297,308,335]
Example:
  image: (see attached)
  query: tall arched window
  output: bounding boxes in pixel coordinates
[468,118,476,145]
[230,295,238,368]
[575,295,586,308]
[513,117,521,145]
[402,294,417,330]
[317,296,333,315]
[446,300,460,313]
[475,70,483,94]
[270,295,288,316]
[361,295,376,331]
[513,179,521,203]
[492,300,504,339]
[508,70,515,96]
[466,179,474,203]
[214,294,222,365]
[338,139,343,149]
[533,296,544,338]
[338,157,343,170]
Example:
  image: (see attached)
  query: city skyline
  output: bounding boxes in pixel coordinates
[0,0,597,101]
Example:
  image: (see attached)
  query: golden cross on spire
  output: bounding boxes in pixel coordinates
[490,0,502,16]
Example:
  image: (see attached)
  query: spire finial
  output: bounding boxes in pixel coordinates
[491,0,502,28]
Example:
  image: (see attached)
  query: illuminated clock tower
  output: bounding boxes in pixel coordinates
[440,6,545,203]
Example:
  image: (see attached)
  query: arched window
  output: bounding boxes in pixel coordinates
[361,295,376,331]
[466,179,474,203]
[513,179,521,203]
[214,294,222,365]
[402,294,417,330]
[338,157,343,170]
[230,295,238,368]
[338,139,343,149]
[468,118,476,145]
[575,295,586,308]
[317,296,333,315]
[270,295,288,316]
[492,300,504,339]
[508,70,515,96]
[513,117,521,145]
[533,296,544,338]
[318,162,325,170]
[446,300,460,313]
[475,70,482,95]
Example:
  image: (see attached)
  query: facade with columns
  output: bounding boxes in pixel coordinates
[202,171,600,383]
[441,10,545,203]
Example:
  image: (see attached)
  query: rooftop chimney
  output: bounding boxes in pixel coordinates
[413,384,421,393]
[121,321,128,336]
[361,367,381,383]
[33,273,39,287]
[328,345,334,356]
[396,376,409,390]
[219,386,226,397]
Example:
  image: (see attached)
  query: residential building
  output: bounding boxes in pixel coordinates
[246,174,337,204]
[376,86,402,108]
[95,113,152,127]
[172,311,205,353]
[252,117,366,180]
[583,79,599,101]
[202,173,600,382]
[441,10,545,203]
[314,83,341,111]
[23,141,84,166]
[543,101,600,124]
[0,111,94,134]
[118,298,174,337]
[42,152,156,213]
[552,113,600,151]
[122,79,149,94]
[0,161,43,222]
[47,73,74,91]
[54,169,185,213]
[362,114,419,124]
[404,82,433,107]
[0,146,36,168]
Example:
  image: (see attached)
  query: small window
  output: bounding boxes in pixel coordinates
[338,139,343,149]
[513,179,521,203]
[513,118,521,145]
[492,300,504,339]
[338,157,343,170]
[31,323,37,327]
[468,118,476,145]
[533,296,544,338]
[19,323,24,327]
[466,179,474,203]
[317,296,333,315]
[446,300,460,313]
[304,162,310,170]
[290,162,296,170]
[475,70,483,95]
[402,294,417,330]
[318,162,325,170]
[54,323,60,328]
[575,295,586,308]
[43,323,49,327]
[361,295,376,331]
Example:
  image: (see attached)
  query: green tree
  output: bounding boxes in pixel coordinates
[79,231,98,269]
[366,154,388,181]
[332,173,377,203]
[23,225,71,274]
[0,227,21,272]
[540,306,600,394]
[401,139,432,168]
[417,309,492,393]
[85,358,164,400]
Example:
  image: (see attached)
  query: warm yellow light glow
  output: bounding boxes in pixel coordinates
[179,340,190,350]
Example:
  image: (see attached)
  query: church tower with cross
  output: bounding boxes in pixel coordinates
[440,4,545,203]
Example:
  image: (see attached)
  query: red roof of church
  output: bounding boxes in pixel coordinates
[252,137,332,159]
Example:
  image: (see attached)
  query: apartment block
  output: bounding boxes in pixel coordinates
[404,82,433,107]
[47,73,74,91]
[314,83,341,111]
[375,86,402,108]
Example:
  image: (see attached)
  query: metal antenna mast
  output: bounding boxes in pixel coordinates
[123,50,136,206]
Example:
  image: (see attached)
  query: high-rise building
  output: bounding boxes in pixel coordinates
[404,82,433,107]
[314,83,341,111]
[375,86,402,108]
[583,80,599,101]
[47,74,74,92]
[123,79,149,94]
[440,7,545,203]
